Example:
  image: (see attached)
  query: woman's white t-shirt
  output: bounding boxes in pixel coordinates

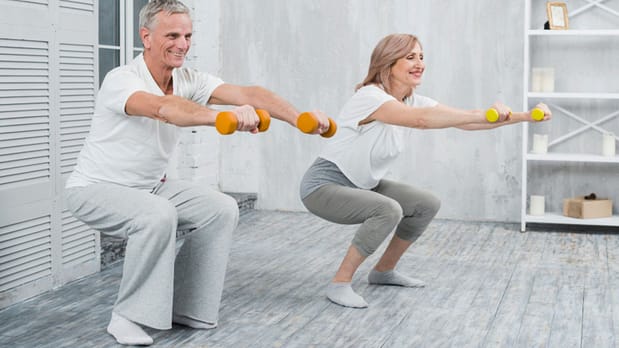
[319,85,438,189]
[65,54,223,190]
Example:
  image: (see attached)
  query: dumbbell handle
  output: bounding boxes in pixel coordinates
[485,107,544,123]
[215,109,271,135]
[485,108,511,123]
[297,112,337,138]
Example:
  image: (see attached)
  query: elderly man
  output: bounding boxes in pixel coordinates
[65,0,330,345]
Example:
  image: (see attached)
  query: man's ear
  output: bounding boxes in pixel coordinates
[140,27,150,49]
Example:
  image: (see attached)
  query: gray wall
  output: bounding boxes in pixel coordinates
[191,1,618,222]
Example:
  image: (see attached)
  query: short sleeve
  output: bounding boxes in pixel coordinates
[337,85,396,129]
[407,94,438,108]
[98,68,149,116]
[175,68,224,105]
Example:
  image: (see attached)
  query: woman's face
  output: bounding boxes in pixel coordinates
[390,42,424,89]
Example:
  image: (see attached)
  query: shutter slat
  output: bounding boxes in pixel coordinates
[60,127,90,136]
[0,130,49,141]
[0,244,49,264]
[0,96,49,105]
[0,103,48,112]
[0,124,49,134]
[0,264,52,291]
[0,169,50,185]
[0,143,48,156]
[60,142,84,152]
[60,0,95,12]
[0,150,48,163]
[0,117,48,126]
[63,250,95,266]
[58,43,94,177]
[0,250,51,273]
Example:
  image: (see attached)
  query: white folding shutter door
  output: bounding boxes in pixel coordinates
[57,22,99,282]
[57,0,99,288]
[0,0,98,308]
[0,1,55,308]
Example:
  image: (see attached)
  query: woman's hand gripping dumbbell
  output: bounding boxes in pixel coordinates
[485,103,550,123]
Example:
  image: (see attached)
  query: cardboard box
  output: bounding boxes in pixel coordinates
[563,196,613,219]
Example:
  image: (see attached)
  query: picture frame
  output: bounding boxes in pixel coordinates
[546,2,569,30]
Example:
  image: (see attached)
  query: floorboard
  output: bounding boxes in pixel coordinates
[1,211,618,348]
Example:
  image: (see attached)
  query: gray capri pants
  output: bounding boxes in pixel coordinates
[301,160,441,257]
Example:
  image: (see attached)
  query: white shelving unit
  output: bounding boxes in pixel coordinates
[521,0,619,231]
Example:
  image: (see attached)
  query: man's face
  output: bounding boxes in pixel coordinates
[141,11,192,69]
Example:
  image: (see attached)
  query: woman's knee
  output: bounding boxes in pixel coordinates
[377,198,404,225]
[353,199,403,256]
[424,193,442,217]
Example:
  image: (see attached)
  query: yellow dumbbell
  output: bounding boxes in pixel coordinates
[530,108,545,121]
[486,107,544,123]
[485,108,511,123]
[297,112,337,138]
[215,109,271,135]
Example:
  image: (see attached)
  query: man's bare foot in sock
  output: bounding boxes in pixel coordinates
[172,314,217,329]
[107,312,153,346]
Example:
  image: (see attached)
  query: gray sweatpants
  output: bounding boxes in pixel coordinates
[302,179,440,257]
[65,179,239,330]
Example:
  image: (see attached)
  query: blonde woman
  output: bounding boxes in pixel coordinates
[300,33,551,308]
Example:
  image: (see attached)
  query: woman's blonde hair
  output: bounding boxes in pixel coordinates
[355,34,421,99]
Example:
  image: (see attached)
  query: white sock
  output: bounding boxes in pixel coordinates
[172,314,217,329]
[106,312,153,346]
[368,269,425,288]
[326,282,368,308]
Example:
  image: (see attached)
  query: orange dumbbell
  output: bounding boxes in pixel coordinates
[215,109,271,135]
[296,112,337,138]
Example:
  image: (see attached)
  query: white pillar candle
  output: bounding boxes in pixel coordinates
[532,134,548,154]
[531,68,543,92]
[542,68,555,92]
[530,195,545,216]
[603,132,616,157]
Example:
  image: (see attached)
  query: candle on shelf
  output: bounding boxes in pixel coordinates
[532,134,548,154]
[603,132,616,157]
[531,68,543,92]
[541,68,555,92]
[530,195,545,216]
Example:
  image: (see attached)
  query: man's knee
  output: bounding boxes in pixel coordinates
[133,201,178,238]
[219,194,240,225]
[193,193,239,228]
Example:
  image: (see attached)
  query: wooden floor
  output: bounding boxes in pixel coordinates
[2,210,619,348]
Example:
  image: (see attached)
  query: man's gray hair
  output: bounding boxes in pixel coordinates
[139,0,191,30]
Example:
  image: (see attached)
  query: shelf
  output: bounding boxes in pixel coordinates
[527,92,619,100]
[522,0,618,232]
[525,212,619,227]
[528,29,619,36]
[526,153,619,163]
